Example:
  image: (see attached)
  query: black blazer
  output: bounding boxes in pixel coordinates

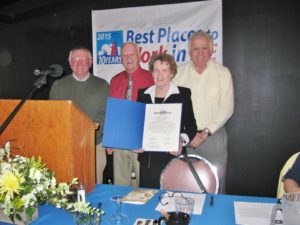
[137,86,197,142]
[137,85,198,188]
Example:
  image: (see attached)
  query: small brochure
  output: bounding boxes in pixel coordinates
[122,189,159,204]
[102,97,182,152]
[133,218,157,225]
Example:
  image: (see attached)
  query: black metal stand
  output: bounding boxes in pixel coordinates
[0,75,47,136]
[183,151,208,193]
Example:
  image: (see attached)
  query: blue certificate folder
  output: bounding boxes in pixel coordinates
[102,97,146,150]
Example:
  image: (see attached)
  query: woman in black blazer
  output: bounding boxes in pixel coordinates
[136,53,197,188]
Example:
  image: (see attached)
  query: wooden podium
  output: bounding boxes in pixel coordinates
[0,99,96,193]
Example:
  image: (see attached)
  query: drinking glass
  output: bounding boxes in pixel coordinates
[270,192,300,225]
[109,195,128,225]
[175,196,194,217]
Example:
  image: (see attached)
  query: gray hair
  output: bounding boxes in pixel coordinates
[68,46,92,61]
[121,42,140,56]
[188,31,213,53]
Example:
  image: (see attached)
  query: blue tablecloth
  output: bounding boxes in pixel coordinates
[0,184,277,225]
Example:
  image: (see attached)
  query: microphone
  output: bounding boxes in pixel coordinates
[34,64,63,78]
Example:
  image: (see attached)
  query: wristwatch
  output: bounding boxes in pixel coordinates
[203,128,211,136]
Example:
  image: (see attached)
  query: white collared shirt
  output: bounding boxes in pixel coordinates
[72,73,90,81]
[144,82,180,103]
[173,60,234,134]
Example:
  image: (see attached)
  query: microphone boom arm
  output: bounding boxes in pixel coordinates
[0,75,48,136]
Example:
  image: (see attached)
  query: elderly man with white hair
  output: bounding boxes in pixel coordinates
[50,46,109,184]
[173,31,234,193]
[108,42,154,186]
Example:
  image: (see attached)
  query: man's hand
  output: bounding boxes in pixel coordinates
[189,131,208,148]
[284,178,300,193]
[106,148,114,155]
[132,149,144,153]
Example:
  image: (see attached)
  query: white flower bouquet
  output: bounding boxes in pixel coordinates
[0,141,104,224]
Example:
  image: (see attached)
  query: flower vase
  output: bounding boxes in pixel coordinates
[0,207,38,225]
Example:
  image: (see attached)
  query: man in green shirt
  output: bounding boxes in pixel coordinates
[49,46,109,184]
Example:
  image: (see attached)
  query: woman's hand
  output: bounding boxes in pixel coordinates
[169,138,183,156]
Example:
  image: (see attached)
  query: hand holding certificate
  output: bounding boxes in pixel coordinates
[102,97,182,152]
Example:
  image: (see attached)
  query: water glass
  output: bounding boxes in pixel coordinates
[109,195,128,225]
[175,197,194,216]
[270,192,300,225]
[282,192,300,225]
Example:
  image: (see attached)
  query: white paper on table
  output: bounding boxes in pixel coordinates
[234,201,281,225]
[155,192,206,215]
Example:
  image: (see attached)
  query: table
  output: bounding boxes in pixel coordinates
[0,184,277,225]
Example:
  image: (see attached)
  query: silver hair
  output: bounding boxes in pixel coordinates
[188,31,213,53]
[121,42,140,57]
[68,46,92,61]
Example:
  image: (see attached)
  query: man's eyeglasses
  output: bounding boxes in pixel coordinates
[70,57,91,63]
[159,191,184,206]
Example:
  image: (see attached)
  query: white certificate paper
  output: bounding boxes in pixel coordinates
[142,103,182,152]
[103,98,182,152]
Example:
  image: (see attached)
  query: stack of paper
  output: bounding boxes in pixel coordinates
[234,201,280,225]
[122,189,159,204]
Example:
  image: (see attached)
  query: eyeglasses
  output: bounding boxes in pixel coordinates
[159,191,184,206]
[70,57,91,63]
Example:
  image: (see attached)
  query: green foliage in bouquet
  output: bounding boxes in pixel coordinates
[0,142,104,224]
